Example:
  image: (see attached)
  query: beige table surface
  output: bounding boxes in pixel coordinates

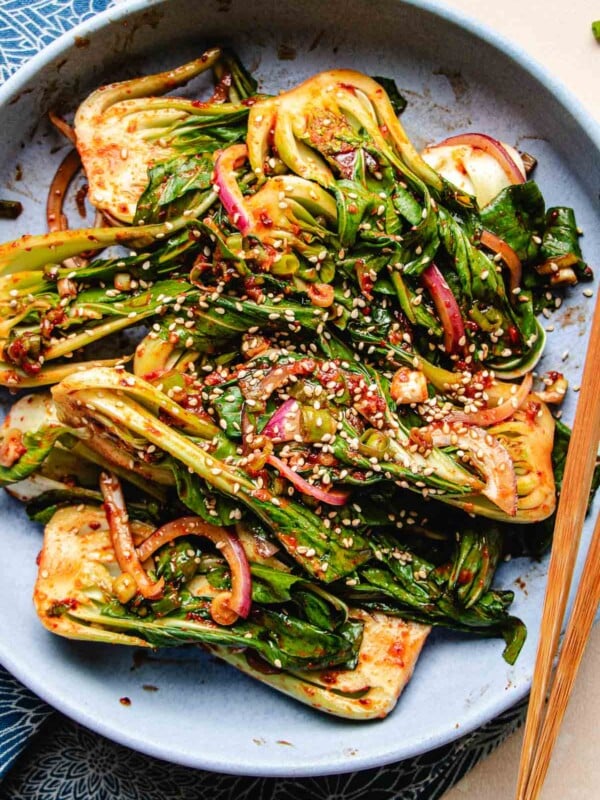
[437,3,600,799]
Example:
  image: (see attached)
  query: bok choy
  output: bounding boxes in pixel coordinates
[0,49,596,720]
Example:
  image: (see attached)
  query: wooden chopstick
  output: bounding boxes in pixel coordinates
[522,510,600,800]
[515,293,600,800]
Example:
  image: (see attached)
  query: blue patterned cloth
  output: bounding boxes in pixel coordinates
[0,1,527,796]
[0,669,53,780]
[0,0,111,83]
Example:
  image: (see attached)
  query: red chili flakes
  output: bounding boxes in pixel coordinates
[203,371,227,387]
[358,271,374,299]
[243,276,265,303]
[506,325,521,346]
[523,399,542,422]
[387,640,405,667]
[457,568,474,585]
[319,671,339,685]
[278,533,298,551]
[258,211,273,228]
[346,374,386,419]
[252,488,273,503]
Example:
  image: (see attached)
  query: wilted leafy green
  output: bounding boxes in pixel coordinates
[371,76,407,114]
[479,181,546,262]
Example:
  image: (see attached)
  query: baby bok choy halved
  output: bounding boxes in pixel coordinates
[74,47,255,223]
[1,360,528,668]
[34,505,430,719]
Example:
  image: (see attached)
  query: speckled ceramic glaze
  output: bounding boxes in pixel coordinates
[0,0,598,778]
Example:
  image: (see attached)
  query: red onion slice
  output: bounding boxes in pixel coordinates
[421,263,466,355]
[213,144,253,235]
[100,472,165,600]
[267,454,349,506]
[48,111,77,145]
[136,516,252,619]
[480,229,522,292]
[436,133,525,185]
[262,397,302,442]
[445,373,532,427]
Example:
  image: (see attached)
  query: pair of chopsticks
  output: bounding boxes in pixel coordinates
[515,294,600,800]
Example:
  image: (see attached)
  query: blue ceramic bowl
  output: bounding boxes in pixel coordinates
[0,0,598,777]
